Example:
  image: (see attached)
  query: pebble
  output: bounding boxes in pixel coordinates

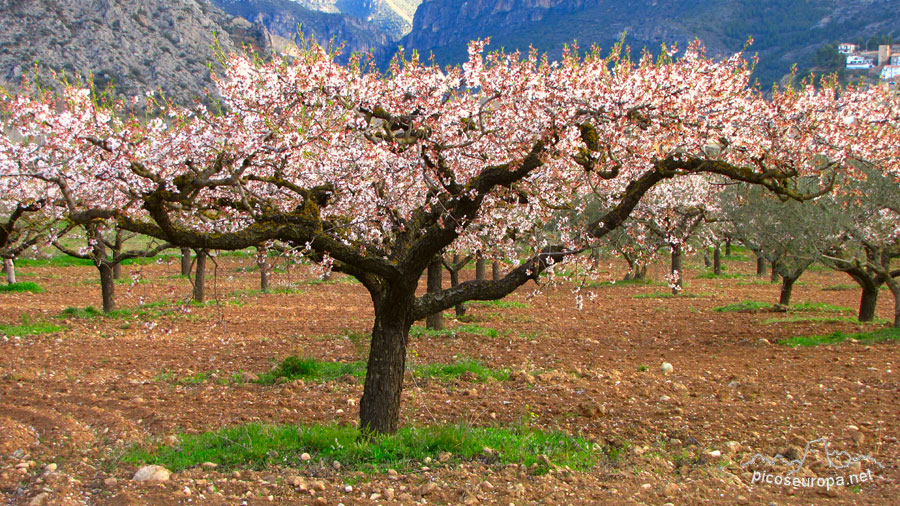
[661,362,674,373]
[300,453,312,462]
[659,395,671,402]
[201,462,218,470]
[43,463,57,473]
[387,469,399,480]
[28,493,49,506]
[103,477,118,487]
[418,482,439,496]
[132,465,171,482]
[343,485,353,493]
[725,441,742,454]
[708,450,722,458]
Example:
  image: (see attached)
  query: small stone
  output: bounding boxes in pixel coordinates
[300,453,312,462]
[758,338,770,345]
[708,450,722,458]
[418,482,439,496]
[398,493,413,502]
[314,498,327,505]
[288,476,306,488]
[370,493,382,500]
[663,483,678,497]
[661,362,674,373]
[385,487,395,500]
[201,462,218,470]
[725,441,742,454]
[132,465,170,482]
[183,486,191,496]
[438,451,452,463]
[659,395,671,402]
[43,463,57,473]
[331,460,341,470]
[641,483,652,490]
[481,480,494,490]
[387,468,399,480]
[313,480,326,491]
[103,477,118,487]
[163,435,178,446]
[28,493,49,506]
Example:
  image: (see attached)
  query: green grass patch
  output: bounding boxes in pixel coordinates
[696,271,743,280]
[712,300,771,312]
[0,315,64,337]
[633,291,711,299]
[410,323,502,338]
[468,300,528,309]
[791,302,853,313]
[0,282,44,293]
[780,327,900,347]
[256,356,510,385]
[299,275,359,286]
[761,316,869,325]
[122,422,598,472]
[412,359,510,382]
[583,277,660,288]
[15,256,94,267]
[120,255,178,266]
[256,357,367,384]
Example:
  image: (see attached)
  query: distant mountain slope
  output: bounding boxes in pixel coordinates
[400,0,900,85]
[288,0,422,39]
[211,0,392,58]
[0,0,270,102]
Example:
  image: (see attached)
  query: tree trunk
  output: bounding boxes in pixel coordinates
[193,249,207,303]
[713,245,722,275]
[257,247,269,293]
[756,256,766,277]
[4,259,15,284]
[858,283,879,322]
[703,252,711,268]
[779,276,797,306]
[475,256,485,281]
[99,262,116,313]
[636,265,647,280]
[450,254,465,317]
[671,245,683,295]
[359,286,414,435]
[725,239,731,257]
[771,267,780,284]
[425,258,444,330]
[112,262,122,280]
[886,279,900,328]
[180,247,192,277]
[492,261,501,282]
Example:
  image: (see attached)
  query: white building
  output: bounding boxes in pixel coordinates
[838,43,858,54]
[881,65,900,82]
[846,55,875,69]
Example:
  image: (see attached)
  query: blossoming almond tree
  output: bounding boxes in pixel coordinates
[1,41,867,434]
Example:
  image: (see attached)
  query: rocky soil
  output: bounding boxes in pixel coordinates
[1,253,898,505]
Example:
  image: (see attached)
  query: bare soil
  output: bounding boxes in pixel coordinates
[1,254,898,505]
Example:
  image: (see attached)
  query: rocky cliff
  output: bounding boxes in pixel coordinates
[0,0,274,102]
[211,0,392,60]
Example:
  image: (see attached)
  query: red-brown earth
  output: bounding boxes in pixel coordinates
[1,251,898,505]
